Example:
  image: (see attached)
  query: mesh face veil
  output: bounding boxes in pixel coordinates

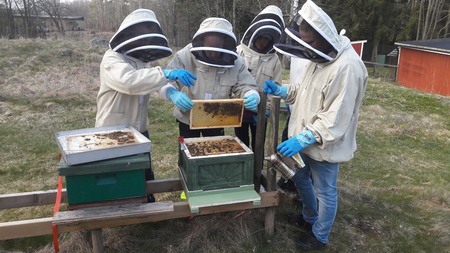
[109,9,172,62]
[273,1,341,63]
[190,18,238,68]
[241,5,285,54]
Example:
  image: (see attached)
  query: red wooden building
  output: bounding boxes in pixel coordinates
[395,38,450,96]
[351,40,367,59]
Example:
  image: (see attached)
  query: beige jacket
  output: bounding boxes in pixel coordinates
[95,49,167,132]
[160,18,258,125]
[237,44,282,92]
[285,36,368,163]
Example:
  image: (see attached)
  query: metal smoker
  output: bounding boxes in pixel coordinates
[265,152,305,179]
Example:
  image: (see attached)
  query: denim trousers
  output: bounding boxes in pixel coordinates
[292,154,339,244]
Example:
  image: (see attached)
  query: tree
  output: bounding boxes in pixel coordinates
[35,0,68,35]
[417,0,449,40]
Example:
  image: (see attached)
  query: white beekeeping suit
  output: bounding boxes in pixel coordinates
[95,9,173,133]
[160,17,259,127]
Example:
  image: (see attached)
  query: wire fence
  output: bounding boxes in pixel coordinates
[364,61,398,82]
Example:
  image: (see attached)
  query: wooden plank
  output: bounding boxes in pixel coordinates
[264,96,281,237]
[53,202,174,225]
[145,178,183,194]
[267,96,280,192]
[0,178,182,210]
[0,217,53,240]
[253,91,267,192]
[0,191,278,240]
[90,229,104,253]
[0,189,67,210]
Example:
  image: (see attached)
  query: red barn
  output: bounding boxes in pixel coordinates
[395,38,450,96]
[351,40,367,59]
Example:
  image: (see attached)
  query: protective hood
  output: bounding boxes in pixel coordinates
[241,5,285,54]
[109,9,172,62]
[274,0,341,63]
[190,18,238,68]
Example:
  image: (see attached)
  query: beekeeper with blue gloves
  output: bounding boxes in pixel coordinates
[95,9,197,202]
[234,5,284,151]
[264,0,368,250]
[160,17,260,138]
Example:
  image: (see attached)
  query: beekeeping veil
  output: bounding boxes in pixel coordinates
[241,5,285,54]
[109,9,172,62]
[190,18,239,68]
[274,0,341,63]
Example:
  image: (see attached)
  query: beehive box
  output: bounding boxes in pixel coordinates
[178,136,254,191]
[55,124,151,165]
[58,154,149,205]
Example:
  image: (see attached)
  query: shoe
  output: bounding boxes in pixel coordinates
[295,232,326,251]
[287,212,312,232]
[277,178,297,192]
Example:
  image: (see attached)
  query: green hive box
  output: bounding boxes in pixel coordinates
[178,136,254,191]
[58,154,149,205]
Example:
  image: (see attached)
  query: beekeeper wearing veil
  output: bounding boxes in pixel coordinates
[264,0,368,250]
[95,9,197,202]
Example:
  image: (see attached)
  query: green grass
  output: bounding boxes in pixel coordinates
[0,38,449,253]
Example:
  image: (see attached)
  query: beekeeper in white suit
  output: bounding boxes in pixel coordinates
[95,9,197,202]
[160,17,260,138]
[264,0,368,250]
[234,5,285,151]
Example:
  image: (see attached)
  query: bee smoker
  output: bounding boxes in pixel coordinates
[265,152,305,179]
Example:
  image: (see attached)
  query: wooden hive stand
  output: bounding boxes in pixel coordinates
[0,95,282,252]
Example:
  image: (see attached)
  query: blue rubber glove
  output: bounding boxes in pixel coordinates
[252,111,270,125]
[163,69,197,87]
[243,93,260,111]
[277,130,317,157]
[166,88,194,111]
[263,80,287,99]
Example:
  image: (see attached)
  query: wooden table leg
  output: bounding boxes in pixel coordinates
[90,228,104,253]
[264,96,280,236]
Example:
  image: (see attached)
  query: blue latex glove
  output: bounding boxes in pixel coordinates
[167,88,194,110]
[277,130,317,157]
[263,80,287,99]
[163,69,197,87]
[252,111,270,125]
[243,93,260,111]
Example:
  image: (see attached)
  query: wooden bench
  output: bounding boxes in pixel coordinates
[0,95,283,252]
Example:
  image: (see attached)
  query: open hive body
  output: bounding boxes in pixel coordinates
[178,136,261,213]
[55,125,151,206]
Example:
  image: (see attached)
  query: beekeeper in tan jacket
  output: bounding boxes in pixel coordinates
[95,9,196,202]
[160,17,260,138]
[264,0,368,250]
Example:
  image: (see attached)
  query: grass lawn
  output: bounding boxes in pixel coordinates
[0,38,449,253]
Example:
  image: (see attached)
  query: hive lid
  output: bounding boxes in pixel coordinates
[189,99,244,129]
[55,124,151,165]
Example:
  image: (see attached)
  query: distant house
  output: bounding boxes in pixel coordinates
[13,14,85,33]
[395,38,450,96]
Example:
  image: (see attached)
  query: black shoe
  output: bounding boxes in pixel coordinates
[277,178,297,192]
[288,212,312,232]
[295,232,326,251]
[147,194,155,203]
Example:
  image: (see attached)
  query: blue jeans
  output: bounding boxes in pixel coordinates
[292,154,339,244]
